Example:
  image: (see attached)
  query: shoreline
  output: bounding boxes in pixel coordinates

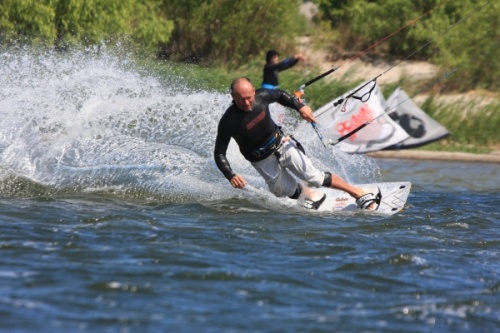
[367,150,500,164]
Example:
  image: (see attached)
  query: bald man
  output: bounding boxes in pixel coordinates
[214,77,379,210]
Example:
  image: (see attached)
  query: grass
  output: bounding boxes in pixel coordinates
[139,57,499,154]
[421,97,500,153]
[139,57,363,107]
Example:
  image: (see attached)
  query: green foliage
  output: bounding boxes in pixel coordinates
[161,0,307,66]
[316,0,499,92]
[141,60,233,93]
[130,1,174,50]
[0,0,174,52]
[1,0,497,93]
[414,0,500,92]
[0,0,56,45]
[320,0,500,91]
[317,0,437,57]
[422,96,500,150]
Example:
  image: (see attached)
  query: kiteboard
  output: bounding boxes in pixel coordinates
[309,181,411,215]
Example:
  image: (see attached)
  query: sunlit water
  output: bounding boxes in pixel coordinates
[0,48,499,333]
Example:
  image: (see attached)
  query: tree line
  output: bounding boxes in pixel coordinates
[0,0,302,64]
[0,0,497,91]
[317,0,498,91]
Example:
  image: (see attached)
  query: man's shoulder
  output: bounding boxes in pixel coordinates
[219,103,241,123]
[255,87,282,98]
[253,87,268,101]
[255,87,268,94]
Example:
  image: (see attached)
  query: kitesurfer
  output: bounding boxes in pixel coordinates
[214,77,380,210]
[261,50,305,89]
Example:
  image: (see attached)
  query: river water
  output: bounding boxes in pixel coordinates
[0,49,499,333]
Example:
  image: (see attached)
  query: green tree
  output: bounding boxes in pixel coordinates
[0,0,174,52]
[316,0,498,91]
[161,0,306,66]
[54,0,173,51]
[415,0,499,91]
[317,0,438,58]
[0,0,56,45]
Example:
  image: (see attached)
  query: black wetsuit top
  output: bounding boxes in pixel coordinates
[262,57,299,87]
[214,88,305,180]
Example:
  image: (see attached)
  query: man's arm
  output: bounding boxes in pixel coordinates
[297,105,317,123]
[214,150,235,180]
[214,126,236,181]
[214,122,248,189]
[271,57,299,71]
[265,89,317,123]
[214,150,247,189]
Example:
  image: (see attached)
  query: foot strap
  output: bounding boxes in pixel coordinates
[303,194,327,210]
[356,188,382,210]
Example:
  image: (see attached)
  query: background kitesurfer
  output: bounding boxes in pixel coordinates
[261,50,305,89]
[214,77,380,210]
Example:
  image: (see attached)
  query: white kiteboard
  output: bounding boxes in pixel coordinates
[311,181,411,215]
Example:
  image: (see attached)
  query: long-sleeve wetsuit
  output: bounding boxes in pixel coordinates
[214,88,305,180]
[262,57,300,88]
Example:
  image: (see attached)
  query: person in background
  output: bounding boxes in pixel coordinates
[214,77,380,211]
[261,50,305,89]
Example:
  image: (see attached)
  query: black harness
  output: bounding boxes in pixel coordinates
[250,128,284,158]
[250,126,307,161]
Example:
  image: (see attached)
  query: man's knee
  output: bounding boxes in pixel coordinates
[289,185,302,199]
[322,172,332,187]
[268,182,296,198]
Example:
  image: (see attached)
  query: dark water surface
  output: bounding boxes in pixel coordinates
[1,159,498,333]
[1,49,499,332]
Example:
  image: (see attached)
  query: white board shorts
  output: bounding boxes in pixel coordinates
[251,140,325,198]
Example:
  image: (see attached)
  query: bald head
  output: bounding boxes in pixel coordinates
[230,77,255,112]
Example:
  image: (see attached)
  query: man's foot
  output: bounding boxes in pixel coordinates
[356,188,381,210]
[302,194,327,210]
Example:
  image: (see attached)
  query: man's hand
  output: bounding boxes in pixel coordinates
[294,53,305,61]
[230,175,247,189]
[298,105,317,123]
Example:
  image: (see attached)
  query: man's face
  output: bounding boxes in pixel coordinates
[231,81,255,112]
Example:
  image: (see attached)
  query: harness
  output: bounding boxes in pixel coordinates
[250,128,284,158]
[250,127,306,159]
[261,83,279,90]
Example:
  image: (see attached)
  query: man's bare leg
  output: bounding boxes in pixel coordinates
[299,185,324,201]
[298,174,378,210]
[297,184,327,210]
[327,174,378,210]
